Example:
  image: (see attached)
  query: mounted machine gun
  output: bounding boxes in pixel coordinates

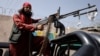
[37,4,98,56]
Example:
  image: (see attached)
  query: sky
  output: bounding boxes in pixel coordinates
[0,0,100,29]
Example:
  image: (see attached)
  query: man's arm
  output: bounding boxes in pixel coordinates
[13,14,36,31]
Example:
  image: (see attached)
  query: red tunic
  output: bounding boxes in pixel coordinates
[9,14,50,56]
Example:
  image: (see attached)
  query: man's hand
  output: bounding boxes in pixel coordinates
[36,24,44,30]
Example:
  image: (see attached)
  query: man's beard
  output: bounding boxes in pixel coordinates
[23,11,32,17]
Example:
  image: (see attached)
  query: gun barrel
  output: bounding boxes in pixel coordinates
[74,8,97,17]
[59,5,96,19]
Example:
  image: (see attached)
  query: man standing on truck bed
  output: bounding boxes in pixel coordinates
[9,2,50,56]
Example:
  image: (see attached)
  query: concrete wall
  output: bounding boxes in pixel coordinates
[0,15,13,42]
